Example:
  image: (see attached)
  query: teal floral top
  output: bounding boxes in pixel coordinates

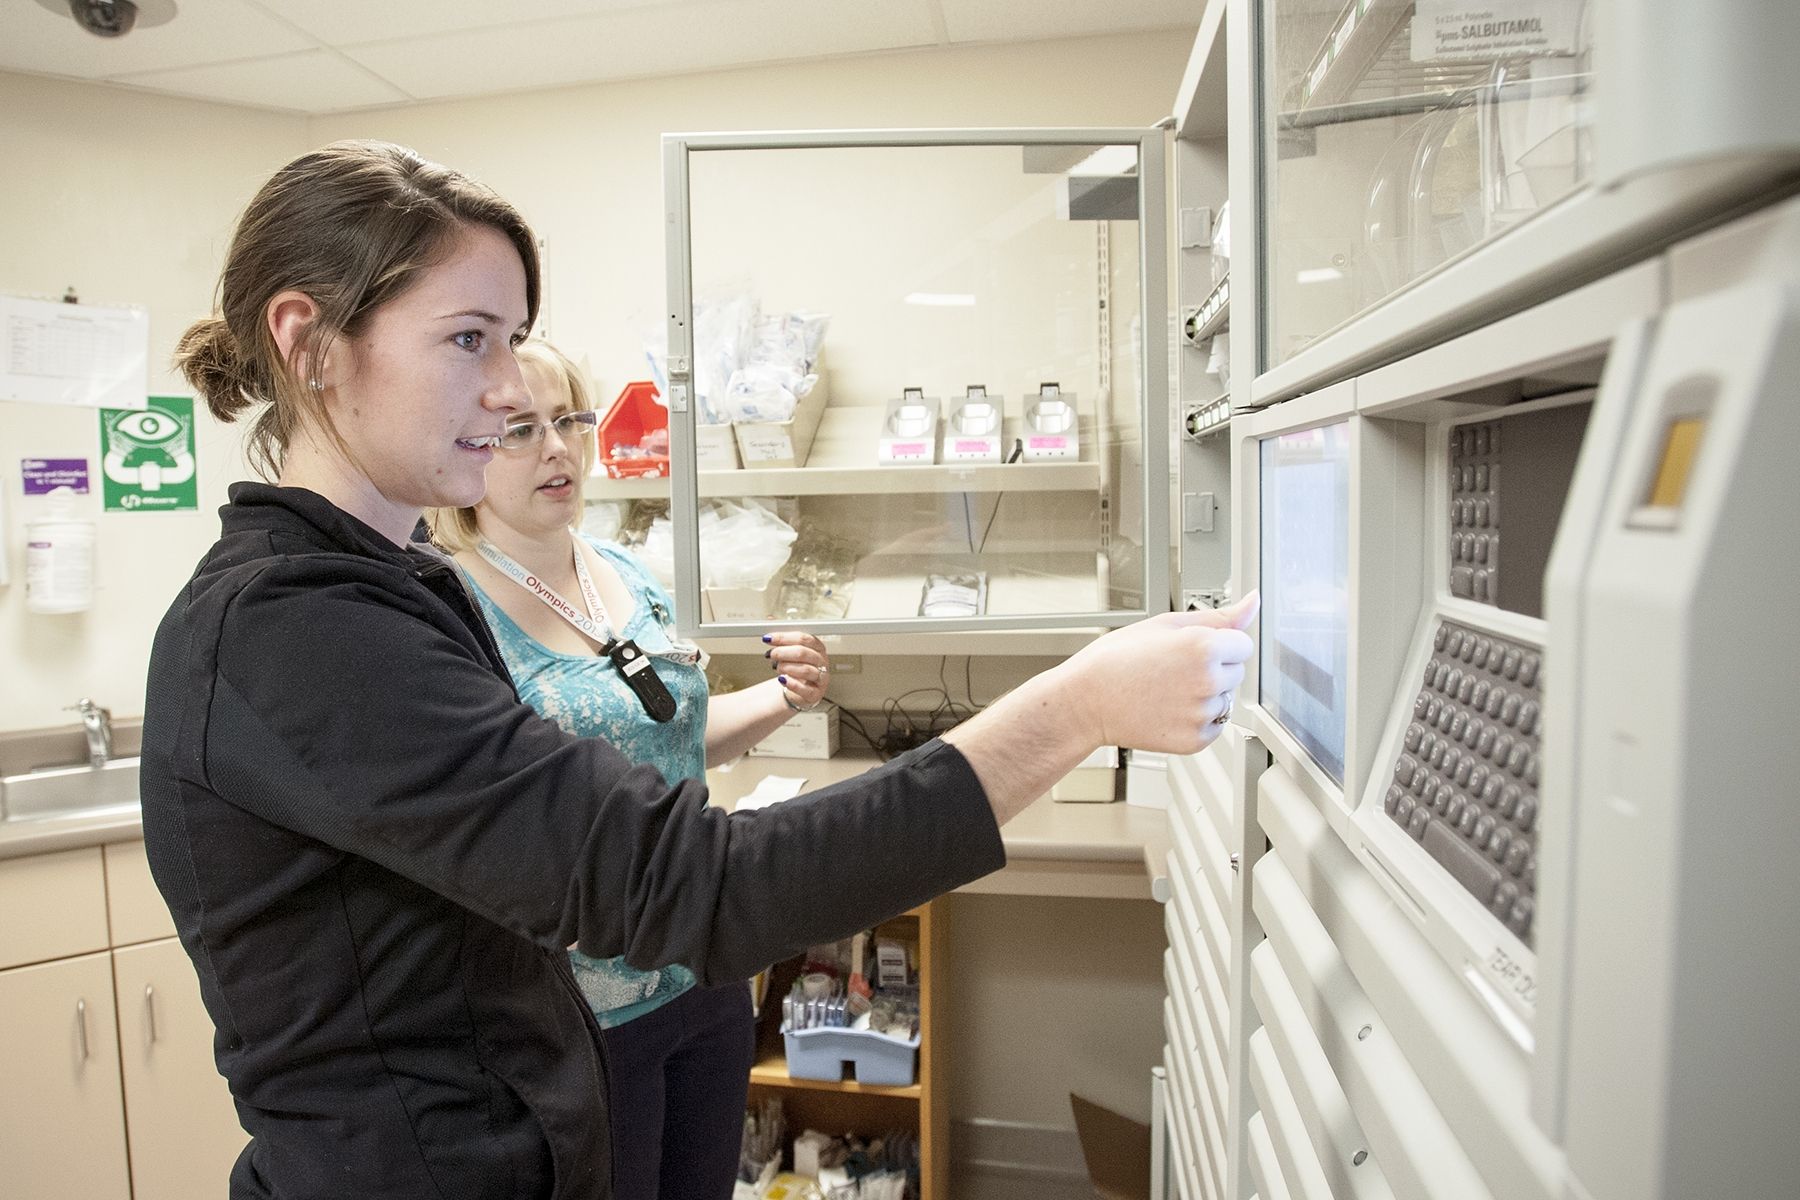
[462,536,710,1029]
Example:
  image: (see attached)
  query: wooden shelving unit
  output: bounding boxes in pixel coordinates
[744,903,948,1200]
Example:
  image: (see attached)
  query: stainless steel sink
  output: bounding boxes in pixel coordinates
[0,756,141,822]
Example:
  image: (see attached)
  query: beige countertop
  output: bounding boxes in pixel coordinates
[2,749,1173,903]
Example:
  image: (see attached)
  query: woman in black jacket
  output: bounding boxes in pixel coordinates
[143,138,1257,1200]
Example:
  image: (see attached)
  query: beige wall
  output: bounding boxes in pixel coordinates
[0,73,302,730]
[1,29,1188,732]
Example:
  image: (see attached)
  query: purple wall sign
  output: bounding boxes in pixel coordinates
[20,458,91,495]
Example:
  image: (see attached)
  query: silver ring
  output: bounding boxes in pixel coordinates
[1212,691,1233,726]
[818,665,828,677]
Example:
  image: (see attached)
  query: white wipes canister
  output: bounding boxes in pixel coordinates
[25,487,96,614]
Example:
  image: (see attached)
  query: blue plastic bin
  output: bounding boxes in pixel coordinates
[783,1025,920,1087]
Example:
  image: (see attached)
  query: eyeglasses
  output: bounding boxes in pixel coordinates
[497,411,598,453]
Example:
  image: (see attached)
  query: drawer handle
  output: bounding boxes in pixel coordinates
[145,984,158,1044]
[76,998,89,1062]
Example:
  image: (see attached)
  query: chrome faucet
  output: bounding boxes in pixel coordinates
[67,699,112,768]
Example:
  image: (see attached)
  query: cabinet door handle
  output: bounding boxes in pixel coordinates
[144,984,158,1044]
[76,997,90,1062]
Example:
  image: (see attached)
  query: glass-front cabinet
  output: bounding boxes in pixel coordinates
[1256,0,1595,370]
[656,130,1169,639]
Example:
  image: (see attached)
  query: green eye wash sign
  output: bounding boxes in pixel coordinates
[99,395,198,512]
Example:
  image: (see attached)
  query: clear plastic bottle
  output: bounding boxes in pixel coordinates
[25,486,95,614]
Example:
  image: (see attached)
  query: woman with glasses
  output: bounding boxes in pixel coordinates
[142,139,1256,1199]
[431,338,827,1199]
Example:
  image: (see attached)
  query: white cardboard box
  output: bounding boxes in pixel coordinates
[1050,744,1121,802]
[747,701,841,759]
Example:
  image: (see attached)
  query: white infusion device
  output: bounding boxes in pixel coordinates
[942,386,1004,462]
[878,388,940,465]
[1021,382,1079,461]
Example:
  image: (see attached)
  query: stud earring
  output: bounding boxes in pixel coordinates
[308,378,323,392]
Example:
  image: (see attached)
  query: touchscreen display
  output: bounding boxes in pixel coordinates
[1260,423,1351,783]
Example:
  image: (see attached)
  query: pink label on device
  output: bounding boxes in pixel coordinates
[891,442,928,455]
[953,440,992,454]
[1029,436,1070,450]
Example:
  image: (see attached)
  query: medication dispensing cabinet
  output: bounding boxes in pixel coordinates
[1156,5,1800,1199]
[658,129,1171,640]
[1166,199,1800,1200]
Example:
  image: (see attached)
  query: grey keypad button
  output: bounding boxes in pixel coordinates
[1445,794,1467,825]
[1472,679,1490,708]
[1481,774,1504,807]
[1462,721,1481,749]
[1474,637,1491,662]
[1505,840,1531,877]
[1457,806,1481,837]
[1493,879,1519,917]
[1486,689,1505,719]
[1515,794,1538,833]
[1430,743,1449,770]
[1423,820,1502,904]
[1501,693,1522,726]
[1508,896,1534,937]
[1458,676,1476,703]
[1476,465,1489,489]
[1441,748,1462,776]
[1488,826,1514,862]
[1477,726,1497,757]
[1415,694,1431,719]
[1519,700,1539,733]
[1475,571,1491,601]
[1468,763,1490,794]
[1405,723,1423,751]
[1452,566,1475,598]
[1386,785,1405,814]
[1420,733,1439,761]
[1473,814,1496,845]
[1447,630,1464,656]
[1507,743,1529,777]
[1447,668,1465,695]
[1434,626,1448,650]
[1487,643,1506,672]
[1407,809,1429,839]
[1520,654,1541,687]
[1438,706,1456,733]
[1526,755,1540,787]
[1435,662,1452,689]
[1394,756,1417,787]
[1453,758,1473,787]
[1475,537,1489,564]
[1494,734,1515,765]
[1426,696,1443,723]
[1499,785,1521,819]
[1503,648,1521,679]
[1396,794,1415,823]
[1476,499,1490,527]
[1423,780,1445,810]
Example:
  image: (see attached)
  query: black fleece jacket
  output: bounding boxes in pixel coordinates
[139,483,1005,1199]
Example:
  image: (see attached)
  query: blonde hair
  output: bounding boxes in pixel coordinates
[429,338,596,553]
[175,140,540,480]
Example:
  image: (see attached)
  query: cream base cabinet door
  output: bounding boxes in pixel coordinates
[113,936,249,1199]
[0,951,132,1200]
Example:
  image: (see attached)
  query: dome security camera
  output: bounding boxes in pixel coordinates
[32,0,178,38]
[71,1,137,37]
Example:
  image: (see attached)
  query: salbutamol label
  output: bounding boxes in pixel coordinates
[1413,1,1581,61]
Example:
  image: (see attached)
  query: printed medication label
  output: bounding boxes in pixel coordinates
[1413,1,1580,61]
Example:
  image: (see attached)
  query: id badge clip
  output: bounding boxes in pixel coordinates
[607,638,678,722]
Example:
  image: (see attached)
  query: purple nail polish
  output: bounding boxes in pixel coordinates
[778,675,788,685]
[762,634,772,643]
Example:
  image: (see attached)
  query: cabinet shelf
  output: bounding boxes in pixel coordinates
[1185,274,1230,345]
[748,1048,923,1098]
[586,406,1103,500]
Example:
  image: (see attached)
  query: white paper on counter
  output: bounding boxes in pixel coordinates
[735,774,808,812]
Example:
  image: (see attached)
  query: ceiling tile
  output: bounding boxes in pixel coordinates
[256,0,686,46]
[341,0,941,101]
[938,0,1192,43]
[110,48,410,112]
[0,0,314,80]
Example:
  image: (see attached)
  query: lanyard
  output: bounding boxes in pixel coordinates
[477,535,614,646]
[477,536,700,665]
